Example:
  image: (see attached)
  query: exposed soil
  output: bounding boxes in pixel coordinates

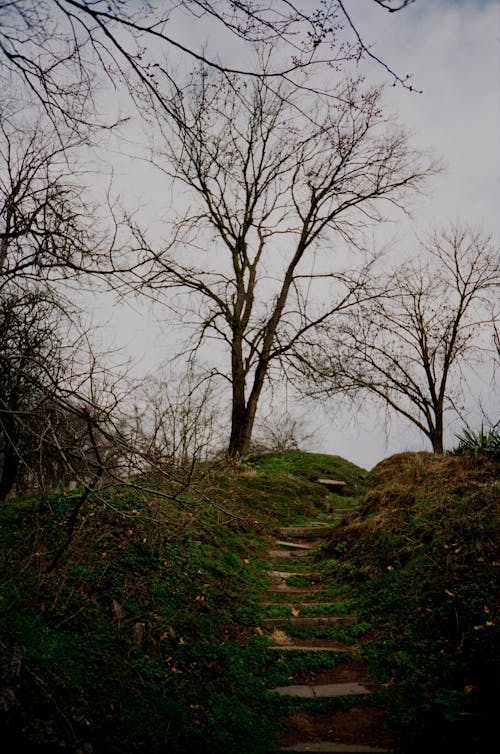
[279,706,395,748]
[288,663,379,689]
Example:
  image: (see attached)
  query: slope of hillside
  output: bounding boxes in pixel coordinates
[324,451,499,753]
[0,449,497,753]
[0,451,364,753]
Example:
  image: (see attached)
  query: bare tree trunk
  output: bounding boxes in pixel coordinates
[228,414,252,456]
[228,334,255,456]
[431,437,444,454]
[430,410,444,454]
[228,390,261,456]
[228,390,249,456]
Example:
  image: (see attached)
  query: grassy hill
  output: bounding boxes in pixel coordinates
[325,451,499,753]
[0,450,497,752]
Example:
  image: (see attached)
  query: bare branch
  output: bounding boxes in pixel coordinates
[298,225,499,453]
[133,66,435,455]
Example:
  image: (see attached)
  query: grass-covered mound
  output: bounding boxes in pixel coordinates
[0,451,363,753]
[324,451,499,753]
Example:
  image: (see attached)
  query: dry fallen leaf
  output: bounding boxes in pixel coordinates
[270,629,291,645]
[291,606,300,617]
[112,599,125,622]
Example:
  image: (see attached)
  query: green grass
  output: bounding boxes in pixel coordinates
[244,450,368,497]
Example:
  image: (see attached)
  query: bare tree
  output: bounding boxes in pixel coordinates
[0,1,419,132]
[0,289,57,498]
[129,371,220,468]
[130,69,435,456]
[0,114,135,499]
[252,411,319,452]
[0,114,134,292]
[300,226,499,453]
[0,284,126,500]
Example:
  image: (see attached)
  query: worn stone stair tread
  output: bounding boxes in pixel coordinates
[267,549,312,559]
[266,645,354,653]
[275,540,314,550]
[279,744,392,753]
[268,570,320,579]
[269,681,372,698]
[277,516,338,540]
[262,602,346,609]
[262,615,355,627]
[266,632,357,651]
[267,585,320,594]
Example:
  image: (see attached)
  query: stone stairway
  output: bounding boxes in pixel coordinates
[259,521,394,754]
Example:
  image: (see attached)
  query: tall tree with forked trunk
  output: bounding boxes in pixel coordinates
[131,69,436,455]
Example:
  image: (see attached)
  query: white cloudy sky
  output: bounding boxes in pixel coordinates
[89,0,499,469]
[305,0,500,466]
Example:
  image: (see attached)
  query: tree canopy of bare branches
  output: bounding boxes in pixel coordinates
[0,1,418,132]
[299,226,499,453]
[0,115,119,292]
[129,371,220,468]
[131,69,435,456]
[0,113,131,500]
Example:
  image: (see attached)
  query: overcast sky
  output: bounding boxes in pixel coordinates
[91,0,499,469]
[306,0,500,466]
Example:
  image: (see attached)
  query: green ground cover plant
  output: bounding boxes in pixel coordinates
[451,425,500,457]
[0,451,353,753]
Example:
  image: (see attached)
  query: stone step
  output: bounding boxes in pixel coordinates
[267,549,312,559]
[265,630,356,652]
[267,585,319,594]
[317,479,346,493]
[279,744,392,753]
[262,615,355,629]
[278,516,354,536]
[267,571,321,581]
[278,526,337,539]
[278,526,335,540]
[275,540,314,550]
[266,645,354,653]
[269,681,372,698]
[262,602,348,610]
